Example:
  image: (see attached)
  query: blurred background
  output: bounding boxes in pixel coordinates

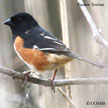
[0,0,108,108]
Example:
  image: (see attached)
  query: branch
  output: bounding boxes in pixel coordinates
[77,0,108,48]
[0,66,108,87]
[57,88,77,108]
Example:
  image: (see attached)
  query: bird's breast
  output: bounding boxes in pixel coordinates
[14,36,50,71]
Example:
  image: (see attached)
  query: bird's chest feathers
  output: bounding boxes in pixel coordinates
[14,36,49,71]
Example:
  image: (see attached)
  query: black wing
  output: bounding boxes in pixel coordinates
[23,26,71,55]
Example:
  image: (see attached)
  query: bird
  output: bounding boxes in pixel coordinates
[3,12,105,90]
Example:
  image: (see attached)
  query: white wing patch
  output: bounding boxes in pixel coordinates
[33,45,39,49]
[33,45,55,51]
[52,41,63,45]
[44,36,56,40]
[39,48,55,51]
[40,32,57,41]
[25,30,30,34]
[40,33,45,36]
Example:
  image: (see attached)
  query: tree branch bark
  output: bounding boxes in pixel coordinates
[0,66,108,87]
[77,0,108,48]
[57,88,77,108]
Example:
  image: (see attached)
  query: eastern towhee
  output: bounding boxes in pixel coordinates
[3,12,105,90]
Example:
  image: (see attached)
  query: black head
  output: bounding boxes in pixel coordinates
[3,12,39,35]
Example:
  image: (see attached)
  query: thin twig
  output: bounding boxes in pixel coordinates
[57,88,77,108]
[77,0,108,48]
[0,66,108,87]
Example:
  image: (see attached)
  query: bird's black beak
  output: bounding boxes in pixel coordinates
[3,18,14,27]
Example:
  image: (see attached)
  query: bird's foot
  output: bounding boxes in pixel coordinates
[49,69,57,93]
[12,70,31,87]
[48,78,55,93]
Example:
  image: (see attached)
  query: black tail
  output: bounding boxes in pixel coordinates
[68,52,105,68]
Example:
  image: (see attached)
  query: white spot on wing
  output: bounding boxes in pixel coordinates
[53,41,63,45]
[40,33,45,36]
[40,48,55,51]
[33,45,38,49]
[40,32,57,40]
[25,30,30,34]
[44,36,56,40]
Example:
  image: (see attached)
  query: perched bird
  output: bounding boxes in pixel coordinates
[3,12,104,89]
